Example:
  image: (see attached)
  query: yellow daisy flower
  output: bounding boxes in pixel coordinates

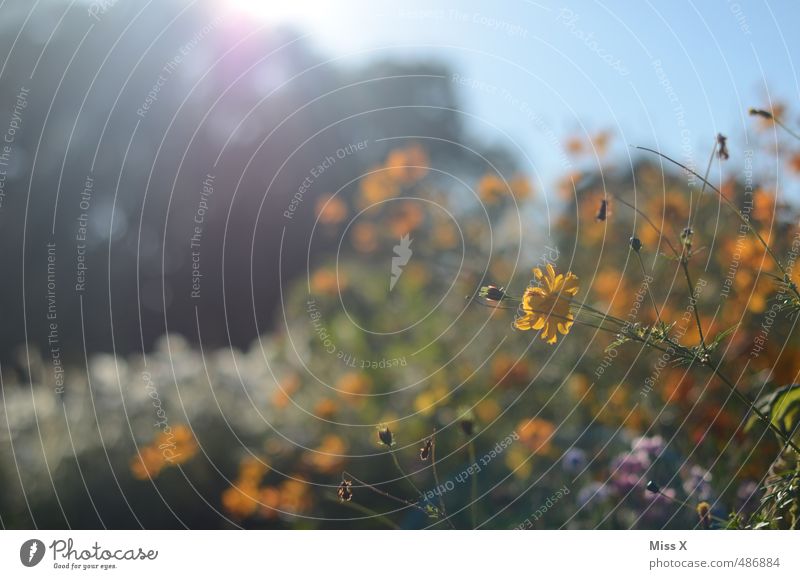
[514,264,579,344]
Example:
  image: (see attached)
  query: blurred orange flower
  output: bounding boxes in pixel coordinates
[432,220,459,249]
[516,418,556,454]
[384,144,429,184]
[752,188,776,223]
[130,445,166,480]
[389,201,425,237]
[278,476,312,515]
[314,398,338,419]
[475,398,501,423]
[510,175,534,200]
[477,173,506,204]
[221,456,270,519]
[336,372,372,405]
[315,194,347,225]
[359,169,398,207]
[789,152,800,174]
[130,424,198,480]
[304,435,347,474]
[221,481,261,519]
[491,353,530,388]
[273,373,300,409]
[311,268,346,295]
[351,222,378,253]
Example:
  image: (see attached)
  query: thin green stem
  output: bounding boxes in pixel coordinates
[686,136,717,234]
[564,299,630,328]
[512,303,680,357]
[390,452,424,498]
[634,250,665,328]
[773,117,800,141]
[699,138,717,197]
[680,257,706,349]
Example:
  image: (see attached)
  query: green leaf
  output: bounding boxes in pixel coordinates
[707,324,738,350]
[746,383,800,437]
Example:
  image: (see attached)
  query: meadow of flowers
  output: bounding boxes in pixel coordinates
[3,105,800,530]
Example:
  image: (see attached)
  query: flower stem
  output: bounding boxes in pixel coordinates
[679,256,706,349]
[390,452,424,499]
[772,116,800,141]
[635,250,665,328]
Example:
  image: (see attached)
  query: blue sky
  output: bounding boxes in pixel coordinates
[234,0,800,190]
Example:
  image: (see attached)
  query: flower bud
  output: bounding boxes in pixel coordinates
[420,438,433,461]
[696,501,711,529]
[749,108,773,120]
[338,479,353,502]
[377,425,395,447]
[460,418,475,436]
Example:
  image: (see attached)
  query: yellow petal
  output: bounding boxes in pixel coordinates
[514,315,533,331]
[557,320,574,334]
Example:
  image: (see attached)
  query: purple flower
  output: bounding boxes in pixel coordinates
[562,447,587,474]
[611,450,650,476]
[632,435,665,457]
[612,473,642,495]
[682,465,713,501]
[577,482,609,507]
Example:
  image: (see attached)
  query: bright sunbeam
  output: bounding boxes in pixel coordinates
[224,0,329,25]
[221,0,355,51]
